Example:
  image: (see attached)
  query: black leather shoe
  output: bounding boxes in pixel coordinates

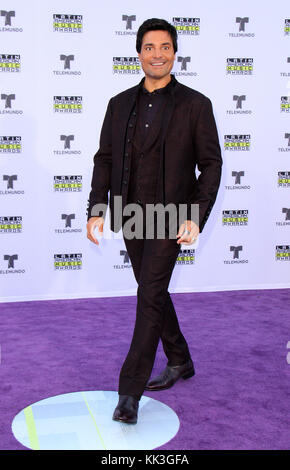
[144,359,195,391]
[112,395,139,424]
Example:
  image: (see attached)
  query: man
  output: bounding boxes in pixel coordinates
[87,18,222,424]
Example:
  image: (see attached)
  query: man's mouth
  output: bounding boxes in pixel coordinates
[151,62,166,66]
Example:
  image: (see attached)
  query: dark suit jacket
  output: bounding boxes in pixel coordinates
[87,75,222,233]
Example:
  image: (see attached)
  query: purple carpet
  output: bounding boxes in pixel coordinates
[1,288,289,450]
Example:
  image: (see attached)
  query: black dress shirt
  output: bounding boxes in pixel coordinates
[124,77,175,206]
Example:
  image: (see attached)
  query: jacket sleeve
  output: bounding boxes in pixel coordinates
[187,96,222,233]
[87,98,113,220]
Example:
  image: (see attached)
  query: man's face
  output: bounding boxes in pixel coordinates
[138,29,176,80]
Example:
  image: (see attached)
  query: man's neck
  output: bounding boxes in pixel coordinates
[143,74,172,93]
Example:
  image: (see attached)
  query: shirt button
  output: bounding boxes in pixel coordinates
[133,111,136,116]
[149,104,152,107]
[145,124,149,128]
[127,138,131,143]
[128,123,133,128]
[125,152,129,157]
[123,180,127,185]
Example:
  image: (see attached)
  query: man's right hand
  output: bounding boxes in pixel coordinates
[86,216,105,245]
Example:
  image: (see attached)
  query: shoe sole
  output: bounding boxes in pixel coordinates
[144,367,195,391]
[182,368,195,380]
[112,416,137,424]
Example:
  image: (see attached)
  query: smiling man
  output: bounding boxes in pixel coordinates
[87,18,222,424]
[139,29,175,85]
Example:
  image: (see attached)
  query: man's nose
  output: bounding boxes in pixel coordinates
[152,49,163,58]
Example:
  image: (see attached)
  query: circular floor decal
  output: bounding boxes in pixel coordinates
[11,390,180,450]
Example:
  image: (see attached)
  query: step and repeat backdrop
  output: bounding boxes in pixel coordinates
[0,0,289,302]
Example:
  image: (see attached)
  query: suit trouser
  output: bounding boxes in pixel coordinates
[118,210,192,400]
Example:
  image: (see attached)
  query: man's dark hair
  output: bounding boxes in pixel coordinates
[136,18,177,53]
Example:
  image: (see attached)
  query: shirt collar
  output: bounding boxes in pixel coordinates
[139,74,177,96]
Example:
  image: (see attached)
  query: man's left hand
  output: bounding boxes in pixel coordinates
[176,220,200,245]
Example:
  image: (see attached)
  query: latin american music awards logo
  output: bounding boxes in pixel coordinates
[276,246,290,261]
[224,135,251,151]
[281,97,290,112]
[226,58,253,75]
[222,210,248,226]
[53,176,82,192]
[0,54,20,72]
[278,171,290,187]
[0,136,21,153]
[176,249,195,265]
[53,96,82,113]
[0,216,22,233]
[172,18,200,35]
[54,254,82,270]
[53,14,82,33]
[112,57,141,74]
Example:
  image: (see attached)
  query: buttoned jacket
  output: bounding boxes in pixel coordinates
[87,75,222,233]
